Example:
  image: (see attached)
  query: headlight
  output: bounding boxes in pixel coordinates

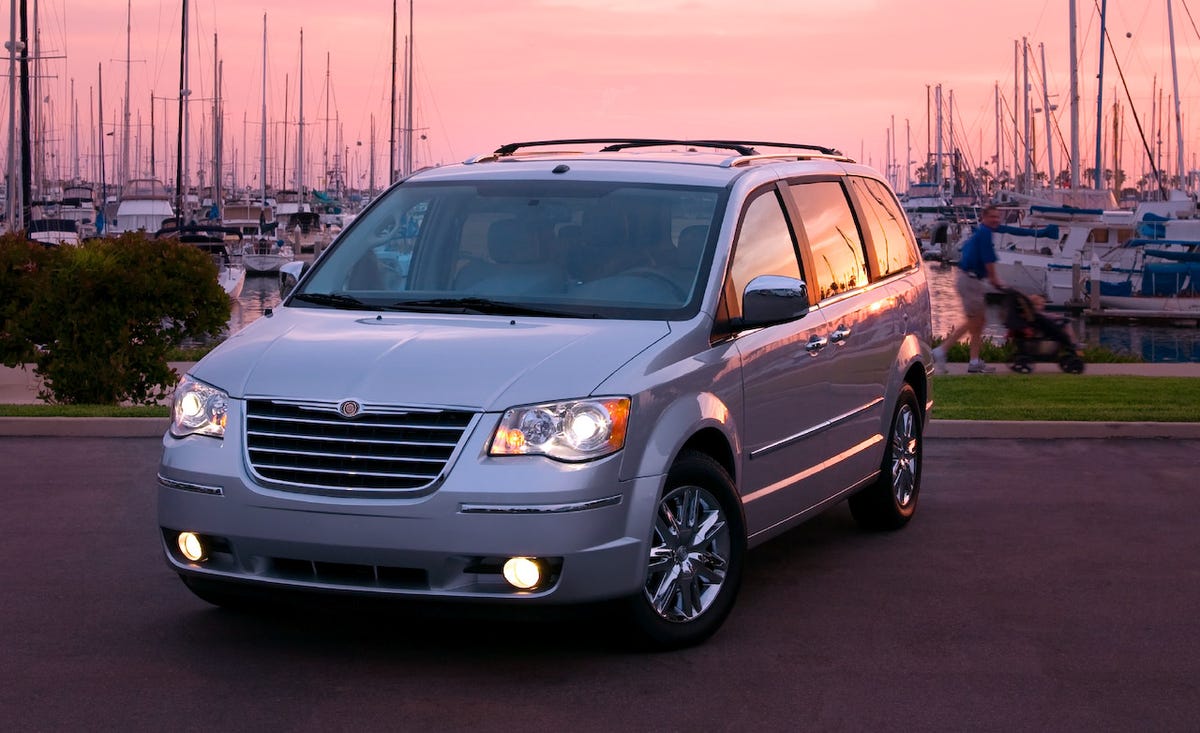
[489,397,630,462]
[171,375,230,438]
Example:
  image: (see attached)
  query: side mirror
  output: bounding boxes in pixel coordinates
[279,260,310,299]
[741,275,810,327]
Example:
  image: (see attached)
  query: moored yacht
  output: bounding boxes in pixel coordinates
[108,179,176,235]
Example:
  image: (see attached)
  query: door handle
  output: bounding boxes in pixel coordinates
[830,325,852,344]
[805,334,828,355]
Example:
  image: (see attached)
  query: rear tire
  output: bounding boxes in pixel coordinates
[622,451,745,650]
[849,384,923,531]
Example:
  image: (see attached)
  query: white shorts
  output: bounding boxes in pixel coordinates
[954,269,988,319]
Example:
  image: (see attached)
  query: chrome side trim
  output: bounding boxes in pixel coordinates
[749,397,884,459]
[157,474,224,496]
[460,494,623,515]
[742,434,883,504]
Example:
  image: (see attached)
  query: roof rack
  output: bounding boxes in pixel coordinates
[468,138,849,164]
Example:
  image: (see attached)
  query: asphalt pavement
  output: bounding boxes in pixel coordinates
[3,434,1198,730]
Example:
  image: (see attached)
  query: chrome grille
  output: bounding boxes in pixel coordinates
[245,399,476,494]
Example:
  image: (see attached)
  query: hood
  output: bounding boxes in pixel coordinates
[190,308,670,410]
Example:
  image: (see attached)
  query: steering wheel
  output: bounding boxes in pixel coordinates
[368,211,403,244]
[623,268,689,303]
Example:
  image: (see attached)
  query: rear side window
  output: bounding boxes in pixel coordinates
[787,181,868,300]
[849,177,919,279]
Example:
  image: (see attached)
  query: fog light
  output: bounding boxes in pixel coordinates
[502,556,542,590]
[177,531,206,562]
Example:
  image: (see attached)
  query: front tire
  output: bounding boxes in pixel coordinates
[623,451,746,650]
[848,384,923,531]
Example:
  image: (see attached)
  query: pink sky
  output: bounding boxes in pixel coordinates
[15,0,1200,193]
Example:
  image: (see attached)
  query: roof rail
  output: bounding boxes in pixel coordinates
[465,138,848,164]
[722,151,857,168]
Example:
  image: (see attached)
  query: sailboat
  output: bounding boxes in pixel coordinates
[237,15,293,274]
[156,0,245,298]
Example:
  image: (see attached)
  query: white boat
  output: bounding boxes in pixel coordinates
[58,184,99,237]
[108,179,176,235]
[26,218,82,246]
[241,238,295,274]
[156,224,246,299]
[222,200,276,237]
[1093,243,1200,314]
[983,193,1200,305]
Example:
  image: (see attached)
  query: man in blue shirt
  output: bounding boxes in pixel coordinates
[932,205,1006,373]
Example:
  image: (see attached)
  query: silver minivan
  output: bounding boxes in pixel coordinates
[159,139,934,648]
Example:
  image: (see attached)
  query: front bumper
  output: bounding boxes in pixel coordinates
[157,415,664,604]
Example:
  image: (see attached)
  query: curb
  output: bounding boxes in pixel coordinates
[925,420,1200,440]
[2,417,1199,440]
[0,417,170,438]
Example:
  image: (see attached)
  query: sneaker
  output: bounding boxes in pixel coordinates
[966,360,996,374]
[932,345,949,374]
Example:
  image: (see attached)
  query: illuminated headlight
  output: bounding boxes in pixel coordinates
[171,375,230,438]
[489,397,630,461]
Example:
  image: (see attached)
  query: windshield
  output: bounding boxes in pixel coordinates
[293,179,724,319]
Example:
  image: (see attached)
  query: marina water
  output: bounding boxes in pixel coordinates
[229,267,1200,363]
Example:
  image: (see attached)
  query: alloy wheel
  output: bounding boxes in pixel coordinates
[644,485,731,623]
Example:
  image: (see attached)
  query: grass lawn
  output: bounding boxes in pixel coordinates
[932,375,1200,422]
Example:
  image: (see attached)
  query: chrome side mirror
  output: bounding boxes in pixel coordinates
[279,260,310,299]
[741,275,810,327]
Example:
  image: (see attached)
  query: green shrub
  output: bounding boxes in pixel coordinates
[932,334,1142,364]
[5,232,231,404]
[0,234,50,365]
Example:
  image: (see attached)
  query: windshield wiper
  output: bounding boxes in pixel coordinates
[389,297,590,318]
[291,292,377,310]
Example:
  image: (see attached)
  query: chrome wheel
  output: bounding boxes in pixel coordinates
[848,384,922,531]
[644,484,731,623]
[890,403,919,508]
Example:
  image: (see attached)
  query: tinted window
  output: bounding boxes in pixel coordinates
[787,181,868,300]
[296,180,722,320]
[725,189,802,319]
[849,176,919,278]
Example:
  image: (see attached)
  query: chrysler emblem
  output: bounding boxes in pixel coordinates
[337,400,362,418]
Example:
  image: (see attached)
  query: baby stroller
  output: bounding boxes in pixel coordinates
[1001,288,1085,374]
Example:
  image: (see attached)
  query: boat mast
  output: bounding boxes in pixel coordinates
[175,0,188,218]
[5,0,20,230]
[1040,42,1055,188]
[1167,0,1185,190]
[403,0,414,177]
[1094,0,1108,190]
[32,0,41,194]
[994,83,1001,187]
[123,0,131,187]
[19,0,31,225]
[298,29,304,199]
[1069,0,1081,189]
[260,15,267,208]
[388,0,396,184]
[934,84,943,195]
[1023,38,1032,193]
[282,75,288,191]
[97,63,104,214]
[213,33,221,216]
[1013,40,1019,192]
